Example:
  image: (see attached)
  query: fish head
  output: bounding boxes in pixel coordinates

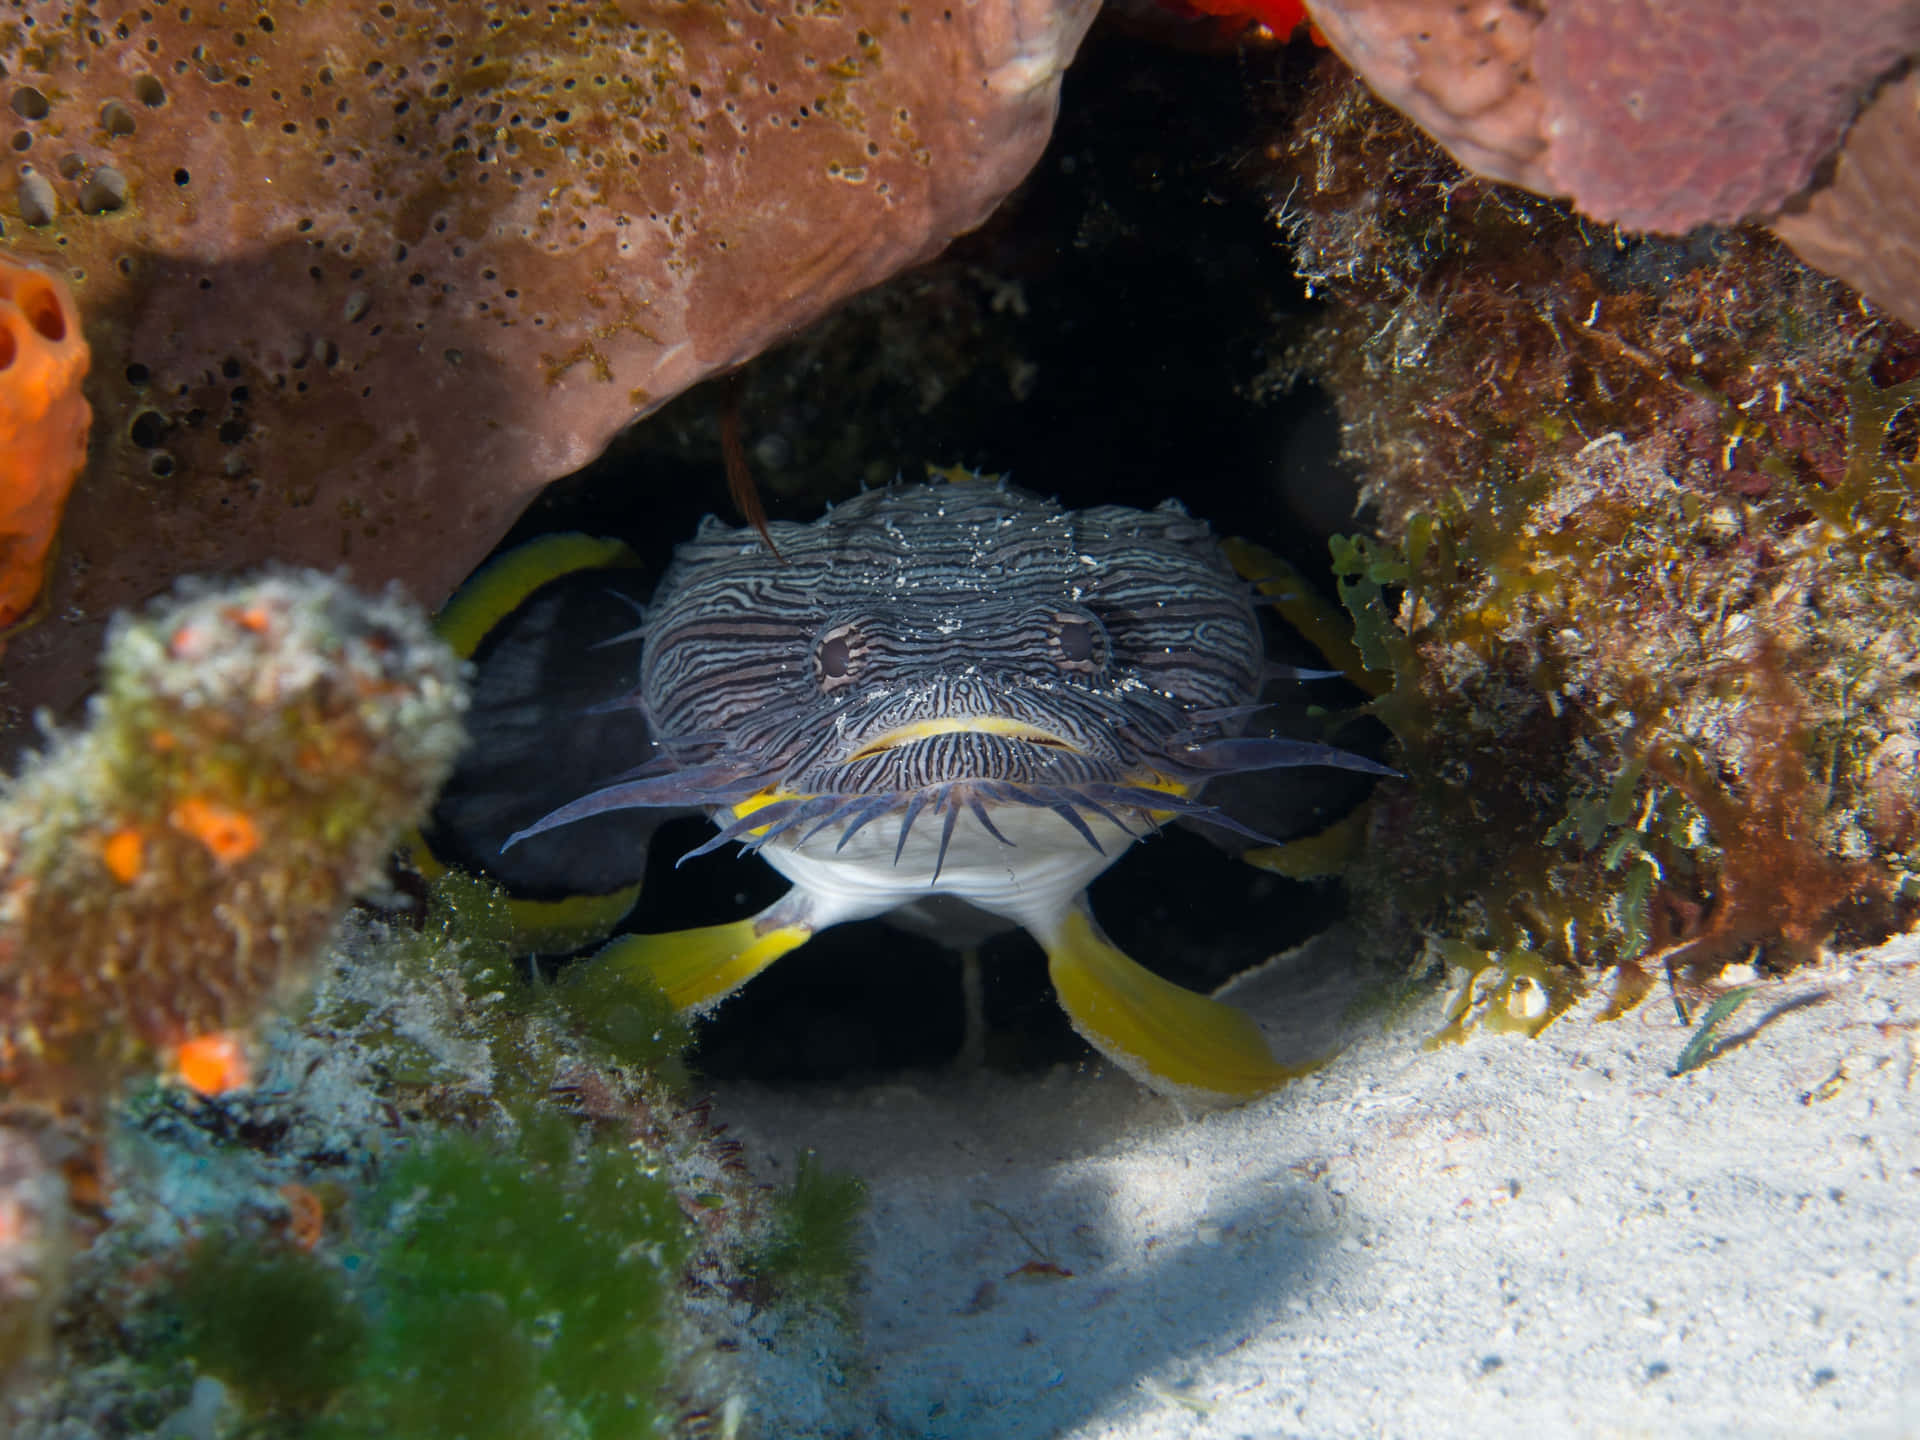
[505,481,1391,870]
[641,484,1262,808]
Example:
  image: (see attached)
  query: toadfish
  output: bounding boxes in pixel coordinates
[440,476,1389,1104]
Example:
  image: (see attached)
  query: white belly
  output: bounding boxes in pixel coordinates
[753,800,1146,934]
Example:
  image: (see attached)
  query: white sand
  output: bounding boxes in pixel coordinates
[717,931,1920,1438]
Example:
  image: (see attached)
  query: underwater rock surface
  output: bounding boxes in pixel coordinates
[1302,0,1920,321]
[1264,61,1920,1024]
[3,877,870,1437]
[0,0,1097,752]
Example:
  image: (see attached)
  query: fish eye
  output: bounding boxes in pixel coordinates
[815,624,862,691]
[1051,614,1104,672]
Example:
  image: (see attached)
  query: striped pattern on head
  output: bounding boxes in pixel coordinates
[652,478,1257,778]
[507,479,1384,858]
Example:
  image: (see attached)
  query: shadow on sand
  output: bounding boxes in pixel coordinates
[713,927,1392,1437]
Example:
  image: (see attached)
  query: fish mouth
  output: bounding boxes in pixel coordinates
[502,693,1390,867]
[842,715,1087,764]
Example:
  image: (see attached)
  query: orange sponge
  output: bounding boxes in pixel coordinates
[0,260,89,642]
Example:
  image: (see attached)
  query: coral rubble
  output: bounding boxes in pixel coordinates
[0,569,465,1107]
[1265,66,1920,1027]
[0,0,1098,754]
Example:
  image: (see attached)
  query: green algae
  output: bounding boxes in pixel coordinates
[333,1120,689,1440]
[363,869,691,1111]
[154,1119,691,1439]
[746,1150,867,1324]
[167,1240,368,1419]
[1671,985,1760,1076]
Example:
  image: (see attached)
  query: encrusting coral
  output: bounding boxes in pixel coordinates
[1263,65,1920,1030]
[0,569,465,1107]
[0,258,89,648]
[0,0,1099,752]
[5,873,870,1436]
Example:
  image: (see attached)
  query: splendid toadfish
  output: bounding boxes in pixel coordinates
[441,476,1390,1104]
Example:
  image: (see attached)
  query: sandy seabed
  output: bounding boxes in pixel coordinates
[718,930,1920,1439]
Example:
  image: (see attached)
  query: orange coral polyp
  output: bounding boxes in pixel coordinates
[170,1032,252,1096]
[0,259,90,641]
[101,827,145,883]
[169,798,261,864]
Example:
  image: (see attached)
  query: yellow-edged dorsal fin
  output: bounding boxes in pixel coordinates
[590,895,814,1015]
[924,461,1004,486]
[1040,904,1310,1104]
[434,532,638,660]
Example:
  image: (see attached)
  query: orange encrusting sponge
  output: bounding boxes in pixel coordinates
[0,570,466,1111]
[0,259,90,643]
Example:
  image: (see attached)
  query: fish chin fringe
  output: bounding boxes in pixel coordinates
[669,778,1293,876]
[502,737,1365,866]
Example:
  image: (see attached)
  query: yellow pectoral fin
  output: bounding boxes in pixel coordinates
[593,914,813,1015]
[1242,805,1369,880]
[498,883,646,956]
[1042,906,1308,1103]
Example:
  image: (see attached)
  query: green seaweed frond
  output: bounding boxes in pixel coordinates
[1671,986,1760,1076]
[746,1150,868,1322]
[1327,533,1418,706]
[1811,372,1920,534]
